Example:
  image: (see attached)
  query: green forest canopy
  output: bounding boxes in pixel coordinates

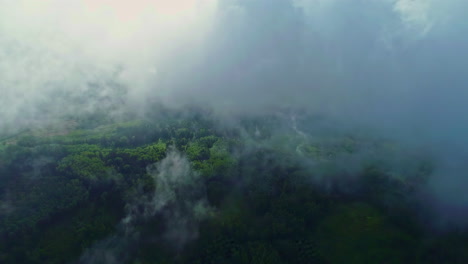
[0,110,467,264]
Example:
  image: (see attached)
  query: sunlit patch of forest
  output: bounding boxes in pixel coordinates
[0,107,467,264]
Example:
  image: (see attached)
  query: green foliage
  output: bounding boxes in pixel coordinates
[0,111,464,264]
[187,142,210,161]
[183,136,238,180]
[116,140,167,164]
[28,203,119,264]
[316,203,414,264]
[58,153,109,180]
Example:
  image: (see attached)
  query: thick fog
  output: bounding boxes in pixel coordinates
[1,0,468,224]
[0,0,218,132]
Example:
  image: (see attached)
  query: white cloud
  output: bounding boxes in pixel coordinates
[393,0,434,36]
[0,0,218,132]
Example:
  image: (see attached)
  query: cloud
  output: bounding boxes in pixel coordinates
[2,0,468,226]
[393,0,434,35]
[123,148,212,246]
[80,148,212,263]
[0,0,217,133]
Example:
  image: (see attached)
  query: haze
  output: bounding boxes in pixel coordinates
[1,0,468,224]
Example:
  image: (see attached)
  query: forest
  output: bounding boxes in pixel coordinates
[1,106,467,264]
[2,0,468,263]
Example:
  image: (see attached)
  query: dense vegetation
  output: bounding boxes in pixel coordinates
[0,108,467,263]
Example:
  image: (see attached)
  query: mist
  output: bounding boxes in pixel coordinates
[1,0,468,225]
[79,149,211,263]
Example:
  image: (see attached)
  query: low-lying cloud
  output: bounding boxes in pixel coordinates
[79,148,211,263]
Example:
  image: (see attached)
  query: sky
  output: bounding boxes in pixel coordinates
[1,0,468,225]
